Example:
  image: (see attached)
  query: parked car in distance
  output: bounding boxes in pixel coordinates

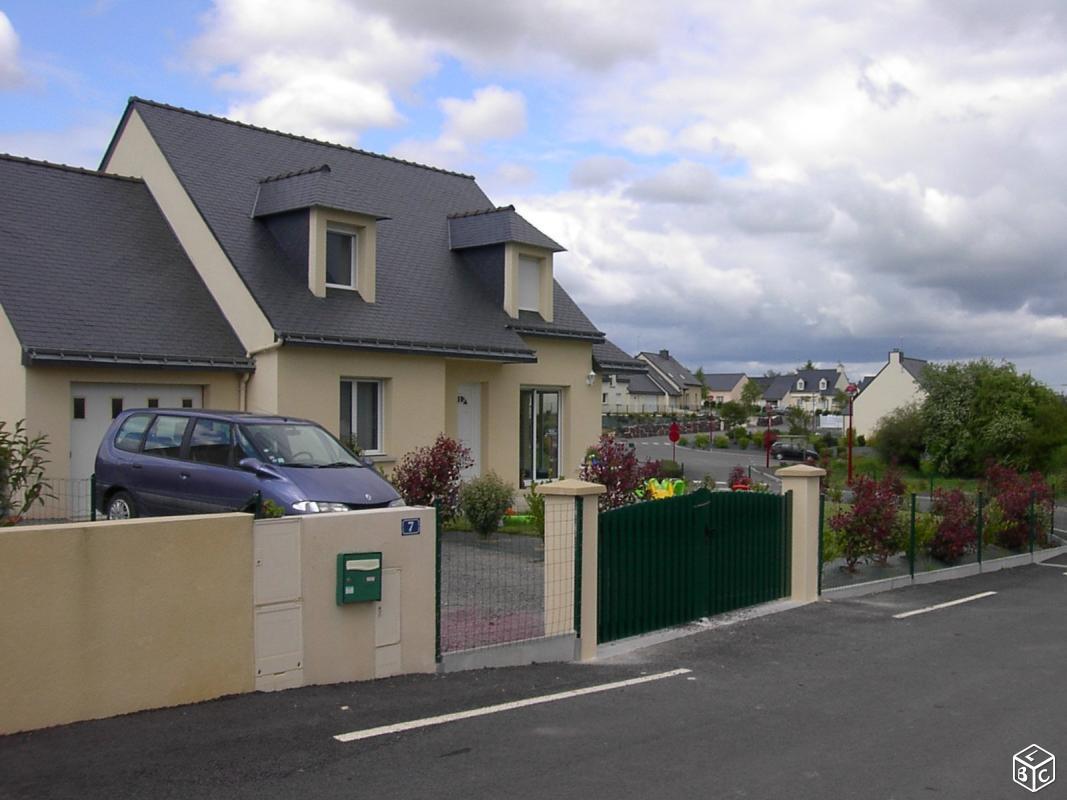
[769,440,819,463]
[95,409,403,519]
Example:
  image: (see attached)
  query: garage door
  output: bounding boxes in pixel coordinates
[70,383,203,483]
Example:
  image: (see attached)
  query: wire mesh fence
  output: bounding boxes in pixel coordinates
[15,478,94,524]
[438,502,576,655]
[820,487,1066,592]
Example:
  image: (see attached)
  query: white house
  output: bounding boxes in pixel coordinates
[851,349,928,437]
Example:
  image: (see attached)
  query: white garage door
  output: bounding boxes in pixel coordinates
[70,383,203,483]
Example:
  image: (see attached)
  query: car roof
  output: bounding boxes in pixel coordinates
[119,409,318,426]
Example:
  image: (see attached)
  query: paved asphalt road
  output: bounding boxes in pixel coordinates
[627,435,781,486]
[4,561,1066,800]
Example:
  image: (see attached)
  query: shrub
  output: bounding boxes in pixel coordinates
[828,470,905,570]
[737,435,750,450]
[391,434,472,523]
[694,433,710,449]
[656,460,684,479]
[872,402,925,469]
[0,420,51,525]
[728,426,746,441]
[524,481,545,538]
[579,434,660,511]
[927,488,976,564]
[460,472,514,538]
[728,465,751,490]
[982,463,1052,550]
[678,435,689,447]
[713,435,729,449]
[856,434,867,447]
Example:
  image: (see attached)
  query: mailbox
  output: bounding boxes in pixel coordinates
[336,552,382,604]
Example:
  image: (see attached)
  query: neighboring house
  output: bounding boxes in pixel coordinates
[852,349,928,437]
[594,340,649,413]
[636,350,702,410]
[764,367,849,413]
[704,373,749,404]
[0,98,609,494]
[624,371,679,412]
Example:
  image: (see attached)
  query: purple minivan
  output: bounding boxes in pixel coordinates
[95,409,403,519]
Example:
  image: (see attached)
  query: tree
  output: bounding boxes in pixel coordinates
[871,402,925,469]
[763,369,781,378]
[920,359,1067,476]
[784,405,810,435]
[719,401,750,430]
[740,379,764,410]
[694,367,709,403]
[798,359,816,371]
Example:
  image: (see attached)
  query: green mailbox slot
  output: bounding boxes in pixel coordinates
[336,552,382,604]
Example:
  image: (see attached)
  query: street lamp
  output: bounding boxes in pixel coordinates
[845,382,858,485]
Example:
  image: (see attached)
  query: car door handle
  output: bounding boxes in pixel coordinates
[179,472,190,480]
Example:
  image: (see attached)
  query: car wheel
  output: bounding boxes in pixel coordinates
[106,491,137,520]
[774,453,783,461]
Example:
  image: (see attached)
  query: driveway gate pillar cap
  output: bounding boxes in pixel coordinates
[775,464,826,478]
[536,479,606,496]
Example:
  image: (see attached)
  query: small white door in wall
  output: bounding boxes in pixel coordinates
[456,383,481,480]
[70,383,204,483]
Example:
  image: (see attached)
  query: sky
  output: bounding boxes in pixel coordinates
[2,1,1067,387]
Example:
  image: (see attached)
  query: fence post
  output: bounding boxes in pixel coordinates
[1029,491,1036,555]
[538,480,606,661]
[90,473,97,522]
[976,491,984,564]
[434,500,442,664]
[909,493,917,579]
[817,493,825,596]
[776,464,826,603]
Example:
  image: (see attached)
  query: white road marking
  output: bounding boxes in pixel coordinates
[892,591,997,619]
[333,668,693,743]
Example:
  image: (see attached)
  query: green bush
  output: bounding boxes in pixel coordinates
[737,435,750,449]
[0,420,51,525]
[678,435,689,447]
[694,433,710,449]
[728,426,746,441]
[657,460,684,479]
[856,434,867,447]
[459,472,514,538]
[713,434,729,449]
[524,481,545,538]
[872,402,925,469]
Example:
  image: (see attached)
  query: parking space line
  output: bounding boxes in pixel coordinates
[333,668,693,743]
[893,591,997,619]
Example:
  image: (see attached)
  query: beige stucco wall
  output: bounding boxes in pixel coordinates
[23,366,242,481]
[0,513,254,734]
[271,345,446,472]
[310,207,378,301]
[853,361,926,438]
[298,507,436,685]
[0,306,26,426]
[103,109,275,352]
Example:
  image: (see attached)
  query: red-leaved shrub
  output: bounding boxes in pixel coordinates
[391,434,472,522]
[928,488,976,564]
[579,434,660,511]
[983,463,1052,550]
[829,469,905,570]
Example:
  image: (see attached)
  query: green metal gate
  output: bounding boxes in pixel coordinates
[597,488,792,644]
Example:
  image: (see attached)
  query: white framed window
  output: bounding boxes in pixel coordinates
[819,378,827,391]
[517,255,541,312]
[340,379,382,454]
[796,379,805,391]
[326,223,359,289]
[519,388,561,484]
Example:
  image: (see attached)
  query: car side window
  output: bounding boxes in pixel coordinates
[114,413,153,453]
[235,427,259,461]
[142,415,191,459]
[188,419,234,466]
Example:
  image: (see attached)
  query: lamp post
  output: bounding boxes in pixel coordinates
[845,382,858,485]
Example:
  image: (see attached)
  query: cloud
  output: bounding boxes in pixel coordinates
[0,11,25,89]
[569,156,633,188]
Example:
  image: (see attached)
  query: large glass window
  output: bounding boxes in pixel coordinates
[142,415,190,459]
[240,423,359,467]
[520,388,560,483]
[326,225,358,288]
[340,379,382,454]
[114,413,152,453]
[517,255,541,312]
[188,418,234,466]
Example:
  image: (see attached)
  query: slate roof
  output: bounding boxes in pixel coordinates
[783,369,842,397]
[627,371,680,396]
[448,206,563,252]
[638,350,700,389]
[900,356,928,382]
[592,340,647,375]
[703,372,746,392]
[0,155,251,371]
[252,164,390,220]
[104,99,600,361]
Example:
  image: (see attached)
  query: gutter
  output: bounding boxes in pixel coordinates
[240,339,284,412]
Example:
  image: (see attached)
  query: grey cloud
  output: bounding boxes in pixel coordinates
[569,155,633,188]
[626,161,720,204]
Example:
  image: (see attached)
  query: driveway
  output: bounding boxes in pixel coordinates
[626,435,779,486]
[3,561,1065,799]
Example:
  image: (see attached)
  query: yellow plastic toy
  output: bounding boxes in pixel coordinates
[644,478,686,500]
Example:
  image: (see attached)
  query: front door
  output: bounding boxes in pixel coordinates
[456,383,481,480]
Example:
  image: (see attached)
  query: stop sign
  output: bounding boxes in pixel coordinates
[668,422,680,443]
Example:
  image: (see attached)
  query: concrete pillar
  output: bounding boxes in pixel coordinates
[776,464,825,603]
[538,479,606,661]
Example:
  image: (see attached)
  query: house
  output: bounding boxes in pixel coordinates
[594,340,649,413]
[762,367,849,413]
[636,350,702,410]
[851,349,928,437]
[624,371,679,412]
[0,98,608,496]
[703,373,749,404]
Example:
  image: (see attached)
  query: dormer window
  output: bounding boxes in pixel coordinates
[326,223,358,289]
[796,379,805,391]
[518,255,541,311]
[819,378,827,391]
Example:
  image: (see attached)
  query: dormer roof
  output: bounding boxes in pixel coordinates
[448,206,564,252]
[251,164,390,220]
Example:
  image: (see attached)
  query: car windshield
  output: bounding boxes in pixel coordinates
[240,423,361,467]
